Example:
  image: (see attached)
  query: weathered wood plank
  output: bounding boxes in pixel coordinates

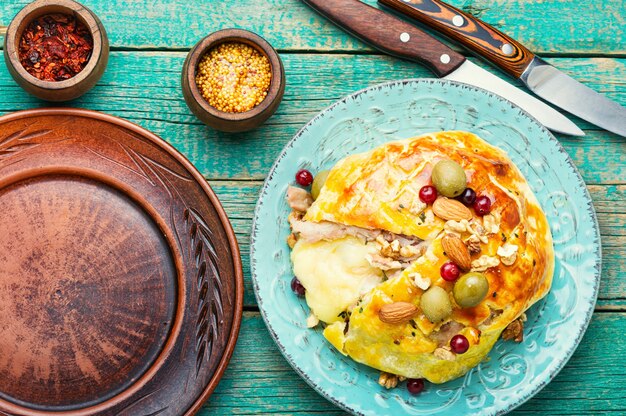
[0,53,622,307]
[1,0,623,54]
[210,181,625,308]
[0,53,624,183]
[202,312,626,415]
[587,184,626,307]
[0,2,622,414]
[596,299,626,310]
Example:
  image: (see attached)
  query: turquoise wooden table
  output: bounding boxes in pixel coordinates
[1,0,624,414]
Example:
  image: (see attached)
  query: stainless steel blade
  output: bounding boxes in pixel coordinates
[444,61,584,136]
[521,57,626,137]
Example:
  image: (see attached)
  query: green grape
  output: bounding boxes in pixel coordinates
[431,159,467,198]
[311,170,330,200]
[420,286,452,323]
[453,272,489,308]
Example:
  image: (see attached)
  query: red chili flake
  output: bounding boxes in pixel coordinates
[18,13,93,82]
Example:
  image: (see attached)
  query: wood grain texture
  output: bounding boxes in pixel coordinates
[203,312,626,414]
[181,29,286,132]
[379,0,535,78]
[2,0,109,101]
[0,52,623,181]
[303,0,465,77]
[0,1,623,413]
[1,0,623,55]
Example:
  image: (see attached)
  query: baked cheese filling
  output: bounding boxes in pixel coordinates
[286,131,554,385]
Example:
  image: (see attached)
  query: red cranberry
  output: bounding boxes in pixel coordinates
[295,169,313,186]
[450,334,470,354]
[406,378,425,395]
[440,261,460,281]
[419,185,438,204]
[473,196,492,216]
[457,188,476,206]
[291,277,306,297]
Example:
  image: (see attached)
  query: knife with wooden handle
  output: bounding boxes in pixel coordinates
[379,0,626,137]
[302,0,583,136]
[379,0,533,79]
[303,0,466,77]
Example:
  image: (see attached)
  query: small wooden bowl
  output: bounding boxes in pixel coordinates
[182,29,285,133]
[3,0,109,102]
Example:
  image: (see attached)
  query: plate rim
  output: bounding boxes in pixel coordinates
[0,107,245,415]
[250,78,602,415]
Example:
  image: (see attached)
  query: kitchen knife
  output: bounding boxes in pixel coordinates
[379,0,626,137]
[302,0,583,136]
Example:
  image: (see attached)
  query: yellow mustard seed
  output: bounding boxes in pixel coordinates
[195,42,272,113]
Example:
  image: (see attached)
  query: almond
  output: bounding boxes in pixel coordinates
[441,234,471,270]
[378,302,418,324]
[432,197,472,221]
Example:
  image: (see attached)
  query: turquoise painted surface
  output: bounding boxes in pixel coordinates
[1,0,624,53]
[0,0,624,414]
[207,312,626,415]
[0,53,623,182]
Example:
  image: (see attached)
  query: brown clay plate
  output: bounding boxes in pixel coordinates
[0,109,243,416]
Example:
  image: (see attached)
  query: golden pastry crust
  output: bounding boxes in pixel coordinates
[295,131,554,383]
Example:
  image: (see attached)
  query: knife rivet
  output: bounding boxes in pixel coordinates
[400,32,410,43]
[440,54,451,64]
[501,43,514,55]
[452,15,464,27]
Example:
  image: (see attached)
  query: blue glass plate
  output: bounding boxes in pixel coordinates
[251,79,601,415]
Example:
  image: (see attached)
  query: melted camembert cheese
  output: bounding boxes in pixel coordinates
[290,131,554,383]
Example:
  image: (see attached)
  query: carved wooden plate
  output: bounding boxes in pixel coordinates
[0,109,243,415]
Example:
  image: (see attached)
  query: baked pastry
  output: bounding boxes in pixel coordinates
[287,131,554,385]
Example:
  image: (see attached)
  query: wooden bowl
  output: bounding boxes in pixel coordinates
[182,29,285,133]
[0,108,244,415]
[3,0,109,102]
